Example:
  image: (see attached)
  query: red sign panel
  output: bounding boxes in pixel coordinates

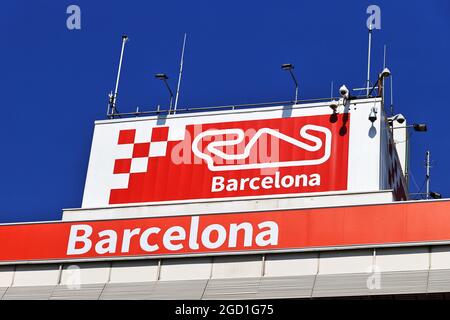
[1,201,450,263]
[108,114,350,204]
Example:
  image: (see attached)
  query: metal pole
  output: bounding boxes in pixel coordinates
[426,150,431,199]
[111,35,128,117]
[366,24,373,97]
[294,83,298,103]
[163,79,174,113]
[383,44,386,103]
[288,70,298,103]
[390,75,394,116]
[405,128,410,190]
[330,81,334,100]
[174,33,187,114]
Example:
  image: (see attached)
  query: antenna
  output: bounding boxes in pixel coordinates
[174,33,187,114]
[426,150,431,199]
[108,35,129,118]
[422,150,442,199]
[383,44,386,103]
[366,23,373,97]
[390,74,394,115]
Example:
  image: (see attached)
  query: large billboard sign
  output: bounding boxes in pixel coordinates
[1,200,450,263]
[82,106,351,207]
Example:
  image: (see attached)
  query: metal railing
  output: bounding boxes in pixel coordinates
[106,95,374,119]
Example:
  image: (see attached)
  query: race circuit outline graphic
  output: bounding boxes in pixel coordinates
[191,124,332,171]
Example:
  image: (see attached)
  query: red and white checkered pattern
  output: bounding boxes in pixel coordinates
[113,126,180,183]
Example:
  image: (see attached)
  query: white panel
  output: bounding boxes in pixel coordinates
[376,247,429,272]
[430,246,450,270]
[82,98,383,209]
[168,123,186,141]
[60,262,110,285]
[379,114,389,190]
[159,257,212,281]
[0,266,14,287]
[319,250,374,275]
[12,264,60,287]
[64,190,393,221]
[82,120,157,207]
[347,100,382,192]
[392,119,408,175]
[109,260,158,283]
[211,255,262,279]
[265,253,318,276]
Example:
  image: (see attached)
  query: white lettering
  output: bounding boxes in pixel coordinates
[274,171,281,188]
[261,176,273,189]
[202,224,227,249]
[295,174,308,187]
[240,178,250,190]
[95,230,117,254]
[211,172,321,192]
[121,228,141,253]
[189,216,200,250]
[163,226,186,251]
[229,222,253,247]
[281,175,294,188]
[309,173,321,186]
[140,227,161,252]
[66,217,281,256]
[67,225,93,255]
[211,176,225,192]
[226,179,238,191]
[249,177,260,190]
[255,221,279,246]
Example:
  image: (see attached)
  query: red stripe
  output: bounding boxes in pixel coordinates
[0,200,449,262]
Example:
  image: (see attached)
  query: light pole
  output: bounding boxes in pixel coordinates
[155,73,174,114]
[391,123,427,132]
[281,64,298,103]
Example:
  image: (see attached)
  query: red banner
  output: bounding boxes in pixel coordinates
[1,200,450,263]
[106,114,350,204]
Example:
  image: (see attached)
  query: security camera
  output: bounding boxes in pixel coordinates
[387,114,406,125]
[329,100,339,112]
[369,107,378,123]
[339,85,349,99]
[379,67,391,79]
[396,116,405,124]
[394,114,405,124]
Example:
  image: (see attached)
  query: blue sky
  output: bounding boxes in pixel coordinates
[0,0,449,223]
